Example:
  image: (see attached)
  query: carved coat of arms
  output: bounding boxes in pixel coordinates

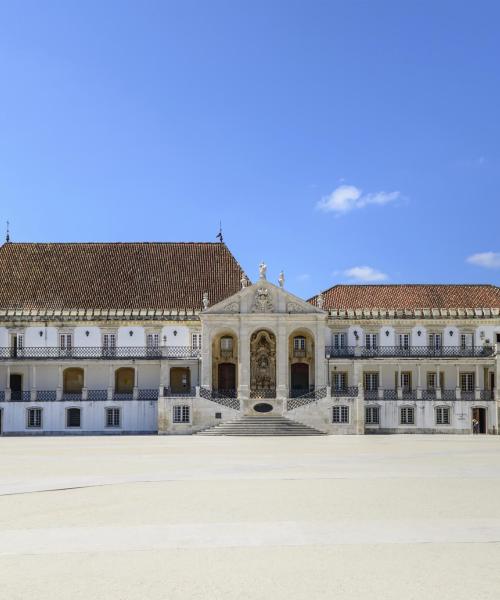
[252,287,273,312]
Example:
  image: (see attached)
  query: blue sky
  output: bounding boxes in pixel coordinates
[0,1,499,298]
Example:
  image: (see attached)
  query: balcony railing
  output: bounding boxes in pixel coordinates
[325,345,495,359]
[331,386,359,398]
[163,386,196,398]
[250,389,277,399]
[0,346,201,361]
[199,386,240,410]
[286,386,328,410]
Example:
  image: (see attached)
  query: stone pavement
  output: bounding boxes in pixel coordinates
[1,435,500,599]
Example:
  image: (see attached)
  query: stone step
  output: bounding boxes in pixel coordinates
[197,415,324,436]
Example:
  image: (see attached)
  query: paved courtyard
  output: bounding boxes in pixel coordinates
[1,434,500,599]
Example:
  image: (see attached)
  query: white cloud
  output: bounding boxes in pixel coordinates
[344,266,388,282]
[466,252,500,269]
[317,184,401,214]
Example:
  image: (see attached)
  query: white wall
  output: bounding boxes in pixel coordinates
[162,325,190,347]
[117,326,145,347]
[74,327,101,347]
[25,326,58,347]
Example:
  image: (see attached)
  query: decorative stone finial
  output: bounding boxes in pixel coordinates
[202,292,209,310]
[5,221,10,243]
[317,292,324,309]
[278,270,285,288]
[241,274,248,289]
[259,261,267,280]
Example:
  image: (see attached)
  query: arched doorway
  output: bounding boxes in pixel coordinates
[291,363,309,393]
[170,367,190,394]
[63,368,84,394]
[250,330,276,398]
[218,363,236,394]
[472,407,487,434]
[115,367,135,394]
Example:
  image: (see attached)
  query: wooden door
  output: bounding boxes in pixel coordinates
[10,374,22,401]
[170,368,190,394]
[291,363,309,391]
[218,363,236,392]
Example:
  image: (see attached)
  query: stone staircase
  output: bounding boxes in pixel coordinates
[196,414,325,436]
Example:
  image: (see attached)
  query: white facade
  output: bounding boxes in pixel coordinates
[1,269,499,436]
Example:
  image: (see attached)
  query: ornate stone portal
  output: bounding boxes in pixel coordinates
[250,330,276,397]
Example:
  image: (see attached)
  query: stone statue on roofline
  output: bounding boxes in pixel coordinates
[259,261,267,280]
[317,292,324,309]
[278,271,285,289]
[202,292,209,310]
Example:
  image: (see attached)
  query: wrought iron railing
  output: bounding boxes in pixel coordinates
[199,387,240,410]
[331,386,359,398]
[36,390,57,401]
[286,386,328,410]
[325,346,356,358]
[250,389,277,399]
[442,389,456,401]
[480,389,495,401]
[0,346,202,360]
[325,345,495,359]
[87,389,108,401]
[9,391,31,402]
[138,389,158,400]
[422,389,437,400]
[163,386,196,398]
[363,389,379,400]
[61,392,83,401]
[402,390,417,401]
[0,390,4,402]
[383,389,398,401]
[461,390,475,401]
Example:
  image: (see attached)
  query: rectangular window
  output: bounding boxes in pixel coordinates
[436,406,450,425]
[398,333,410,349]
[146,334,159,348]
[103,333,116,349]
[220,337,233,352]
[333,333,346,349]
[365,406,380,425]
[66,408,81,428]
[400,407,415,425]
[400,371,412,391]
[173,405,190,423]
[364,372,379,391]
[60,334,72,350]
[365,333,378,349]
[294,337,306,351]
[332,405,349,423]
[27,407,42,429]
[192,333,202,349]
[460,372,475,392]
[460,333,474,349]
[332,372,347,391]
[106,407,121,428]
[16,334,24,350]
[429,333,442,349]
[427,372,437,390]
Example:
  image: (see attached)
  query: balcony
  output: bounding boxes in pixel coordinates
[0,346,201,361]
[325,345,495,359]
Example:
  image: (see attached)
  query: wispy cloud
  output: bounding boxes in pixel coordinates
[317,184,402,214]
[296,273,310,282]
[466,252,500,269]
[343,266,388,282]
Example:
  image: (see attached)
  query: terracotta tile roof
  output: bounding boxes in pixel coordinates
[309,284,500,310]
[0,242,245,311]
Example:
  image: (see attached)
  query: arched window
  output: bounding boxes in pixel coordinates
[63,368,84,394]
[220,336,233,353]
[115,368,135,393]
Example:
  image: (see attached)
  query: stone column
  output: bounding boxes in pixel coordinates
[475,363,481,400]
[82,365,88,400]
[315,321,326,388]
[353,362,364,434]
[397,364,402,399]
[276,322,288,400]
[200,324,212,389]
[133,366,138,400]
[417,364,422,399]
[436,364,442,400]
[159,360,169,397]
[30,364,37,401]
[455,365,461,400]
[496,345,500,401]
[107,365,114,400]
[238,326,250,400]
[5,365,11,401]
[56,365,63,400]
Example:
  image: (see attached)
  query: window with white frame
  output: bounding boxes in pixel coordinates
[333,333,346,349]
[192,333,202,350]
[436,406,450,425]
[332,372,347,391]
[332,405,349,423]
[365,333,378,349]
[27,407,42,429]
[103,333,116,353]
[460,333,474,349]
[14,333,24,350]
[429,333,442,349]
[106,407,121,428]
[173,405,190,423]
[398,333,410,349]
[400,406,415,425]
[66,407,81,428]
[427,372,437,390]
[220,336,233,353]
[364,372,379,391]
[60,333,72,350]
[400,371,412,391]
[293,336,306,351]
[365,406,380,425]
[460,372,475,392]
[146,333,159,348]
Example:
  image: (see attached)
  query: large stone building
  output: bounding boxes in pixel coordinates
[0,240,499,435]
